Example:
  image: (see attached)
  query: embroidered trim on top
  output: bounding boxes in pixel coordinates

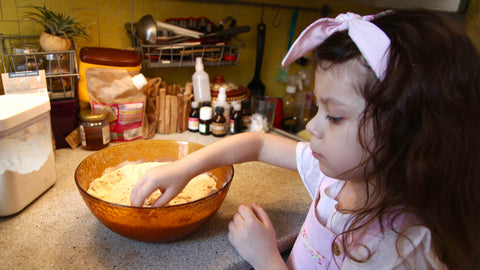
[300,224,330,267]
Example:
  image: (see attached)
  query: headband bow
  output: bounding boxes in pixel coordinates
[282,12,391,80]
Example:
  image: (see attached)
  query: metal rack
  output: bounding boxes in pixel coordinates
[0,34,79,100]
[136,39,243,68]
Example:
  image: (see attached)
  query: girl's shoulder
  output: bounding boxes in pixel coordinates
[344,219,447,269]
[296,142,324,198]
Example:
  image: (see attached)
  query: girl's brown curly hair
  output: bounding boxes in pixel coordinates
[315,10,480,269]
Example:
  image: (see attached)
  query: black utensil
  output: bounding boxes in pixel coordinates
[200,25,251,39]
[248,21,266,97]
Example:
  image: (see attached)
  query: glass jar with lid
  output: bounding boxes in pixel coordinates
[45,53,72,93]
[78,110,110,150]
[12,44,44,71]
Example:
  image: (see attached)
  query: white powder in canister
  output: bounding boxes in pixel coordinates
[0,134,52,174]
[0,122,56,216]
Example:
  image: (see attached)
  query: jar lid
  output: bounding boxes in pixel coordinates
[0,95,50,131]
[45,53,65,61]
[79,110,106,121]
[13,44,40,54]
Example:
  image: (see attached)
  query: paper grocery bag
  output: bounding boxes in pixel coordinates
[86,68,146,142]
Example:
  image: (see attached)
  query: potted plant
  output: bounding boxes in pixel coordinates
[24,5,90,51]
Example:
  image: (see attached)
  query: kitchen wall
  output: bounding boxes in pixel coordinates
[0,0,376,97]
[465,0,480,49]
[1,0,478,98]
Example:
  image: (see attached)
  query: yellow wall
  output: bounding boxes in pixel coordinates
[1,0,478,98]
[465,0,480,52]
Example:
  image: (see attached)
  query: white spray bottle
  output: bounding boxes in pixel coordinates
[192,57,211,103]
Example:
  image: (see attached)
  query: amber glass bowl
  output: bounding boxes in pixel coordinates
[75,140,234,242]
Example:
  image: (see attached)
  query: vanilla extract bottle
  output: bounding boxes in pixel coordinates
[211,106,227,137]
[230,103,242,135]
[199,106,212,135]
[188,101,200,132]
[241,99,251,130]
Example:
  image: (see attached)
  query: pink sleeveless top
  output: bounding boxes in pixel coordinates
[287,177,345,270]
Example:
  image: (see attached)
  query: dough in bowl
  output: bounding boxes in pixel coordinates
[87,162,217,207]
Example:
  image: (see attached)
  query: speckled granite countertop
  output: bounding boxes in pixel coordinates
[0,131,310,270]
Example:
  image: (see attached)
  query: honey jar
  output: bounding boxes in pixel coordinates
[78,111,110,150]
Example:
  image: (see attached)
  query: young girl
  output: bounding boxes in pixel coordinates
[131,10,480,269]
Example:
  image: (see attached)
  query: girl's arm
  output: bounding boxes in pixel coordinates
[130,132,298,207]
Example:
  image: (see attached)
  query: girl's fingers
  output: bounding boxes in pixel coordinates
[251,202,272,226]
[151,188,176,207]
[237,204,257,221]
[233,210,245,226]
[130,173,162,206]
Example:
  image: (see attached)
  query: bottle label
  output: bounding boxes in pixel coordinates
[242,115,250,128]
[199,122,210,135]
[211,122,226,136]
[102,125,111,144]
[199,123,206,134]
[188,117,199,131]
[79,125,86,147]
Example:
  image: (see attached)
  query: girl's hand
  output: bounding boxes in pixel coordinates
[130,161,189,207]
[228,203,287,270]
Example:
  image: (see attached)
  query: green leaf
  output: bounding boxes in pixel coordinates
[23,5,91,40]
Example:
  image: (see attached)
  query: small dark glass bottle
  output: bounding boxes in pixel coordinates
[211,106,227,137]
[199,106,212,135]
[188,101,200,132]
[241,100,251,130]
[230,103,242,135]
[230,101,240,118]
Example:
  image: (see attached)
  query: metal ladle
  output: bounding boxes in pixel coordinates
[137,15,203,44]
[136,15,251,45]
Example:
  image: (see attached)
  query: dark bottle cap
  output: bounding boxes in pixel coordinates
[215,106,224,114]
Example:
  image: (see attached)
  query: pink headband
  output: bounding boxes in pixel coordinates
[282,12,391,80]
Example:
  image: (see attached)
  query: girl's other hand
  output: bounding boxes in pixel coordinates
[130,162,189,207]
[228,203,287,270]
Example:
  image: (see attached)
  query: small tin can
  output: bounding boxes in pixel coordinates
[78,111,110,150]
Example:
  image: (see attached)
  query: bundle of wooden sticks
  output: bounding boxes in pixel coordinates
[154,81,194,134]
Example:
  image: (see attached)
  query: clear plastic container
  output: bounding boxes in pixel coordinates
[0,95,56,216]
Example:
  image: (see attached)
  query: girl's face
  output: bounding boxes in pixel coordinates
[307,60,374,181]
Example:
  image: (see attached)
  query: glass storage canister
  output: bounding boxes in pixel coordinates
[12,44,43,72]
[45,53,72,93]
[78,111,111,150]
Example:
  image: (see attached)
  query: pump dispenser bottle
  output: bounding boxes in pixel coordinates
[192,57,211,102]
